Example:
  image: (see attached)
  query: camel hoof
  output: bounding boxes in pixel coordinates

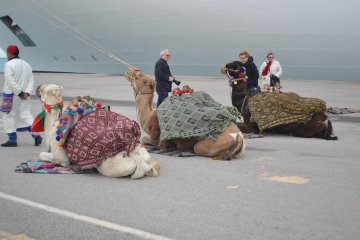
[327,135,338,140]
[145,160,161,177]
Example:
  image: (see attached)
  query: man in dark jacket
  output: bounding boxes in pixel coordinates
[225,50,260,96]
[155,49,175,107]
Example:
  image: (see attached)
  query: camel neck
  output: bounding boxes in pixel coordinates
[135,93,154,127]
[44,109,61,144]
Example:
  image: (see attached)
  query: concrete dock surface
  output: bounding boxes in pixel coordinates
[0,73,359,240]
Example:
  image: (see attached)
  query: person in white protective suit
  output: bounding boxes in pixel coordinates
[1,45,42,147]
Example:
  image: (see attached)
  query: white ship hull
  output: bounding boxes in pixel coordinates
[1,0,359,80]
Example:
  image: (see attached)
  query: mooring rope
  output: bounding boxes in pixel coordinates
[29,0,136,70]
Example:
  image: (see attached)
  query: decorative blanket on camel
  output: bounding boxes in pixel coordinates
[65,109,141,170]
[248,92,326,131]
[157,91,242,143]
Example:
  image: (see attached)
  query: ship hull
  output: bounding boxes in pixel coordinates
[1,0,359,80]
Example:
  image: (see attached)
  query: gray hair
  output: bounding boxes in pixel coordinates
[160,49,170,57]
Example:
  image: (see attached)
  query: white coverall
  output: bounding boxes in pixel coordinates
[2,58,34,133]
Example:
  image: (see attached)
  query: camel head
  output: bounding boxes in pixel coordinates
[220,65,248,97]
[228,76,248,96]
[81,96,95,109]
[68,95,95,112]
[124,69,156,96]
[37,84,63,106]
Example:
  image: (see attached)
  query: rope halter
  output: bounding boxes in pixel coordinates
[124,69,155,97]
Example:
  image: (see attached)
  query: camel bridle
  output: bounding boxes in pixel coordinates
[240,95,249,115]
[125,72,155,98]
[131,80,154,98]
[124,71,156,126]
[229,77,249,115]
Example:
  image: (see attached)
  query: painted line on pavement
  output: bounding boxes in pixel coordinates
[0,192,175,240]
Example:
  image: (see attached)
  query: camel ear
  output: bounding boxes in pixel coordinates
[40,86,49,102]
[220,66,227,75]
[56,87,63,97]
[36,84,47,98]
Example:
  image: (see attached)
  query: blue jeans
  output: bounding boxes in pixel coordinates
[248,86,261,96]
[157,92,169,107]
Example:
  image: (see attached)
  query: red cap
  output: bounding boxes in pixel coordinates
[7,45,18,55]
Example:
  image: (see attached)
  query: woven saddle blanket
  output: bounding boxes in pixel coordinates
[65,109,141,170]
[248,92,326,131]
[157,91,242,142]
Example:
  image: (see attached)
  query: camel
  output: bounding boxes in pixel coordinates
[36,84,160,179]
[124,70,246,160]
[223,73,338,140]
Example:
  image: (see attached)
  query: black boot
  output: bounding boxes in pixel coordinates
[34,136,42,146]
[1,141,18,147]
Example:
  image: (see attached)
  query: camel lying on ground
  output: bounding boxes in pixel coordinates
[124,70,246,160]
[221,68,338,140]
[35,84,160,179]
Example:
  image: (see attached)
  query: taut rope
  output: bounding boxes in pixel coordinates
[29,0,136,70]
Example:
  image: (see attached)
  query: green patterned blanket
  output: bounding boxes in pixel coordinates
[157,91,241,143]
[248,92,326,131]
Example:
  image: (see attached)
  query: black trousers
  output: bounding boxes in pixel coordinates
[157,91,169,107]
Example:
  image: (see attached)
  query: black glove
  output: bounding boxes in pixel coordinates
[18,91,25,98]
[173,79,181,86]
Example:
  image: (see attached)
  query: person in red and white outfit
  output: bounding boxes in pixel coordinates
[259,52,283,91]
[1,45,42,147]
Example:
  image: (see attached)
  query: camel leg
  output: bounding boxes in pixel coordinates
[237,122,260,133]
[290,113,328,138]
[327,120,338,140]
[229,131,246,159]
[145,111,161,140]
[175,138,198,151]
[97,153,137,178]
[97,145,160,178]
[211,131,246,160]
[133,145,160,177]
[53,147,70,167]
[38,148,70,167]
[315,118,338,140]
[145,160,161,177]
[141,135,159,147]
[194,123,245,160]
[194,137,232,160]
[273,113,337,140]
[39,152,55,161]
